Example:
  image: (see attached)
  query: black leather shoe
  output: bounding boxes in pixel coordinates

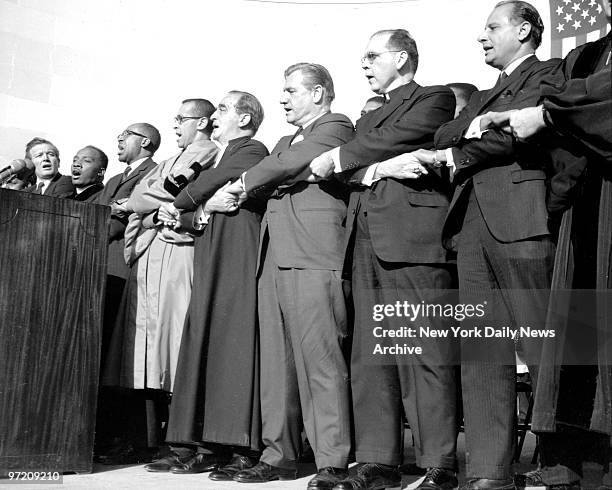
[460,478,515,490]
[233,461,297,483]
[308,467,349,489]
[416,467,458,489]
[332,463,401,490]
[169,452,228,474]
[514,469,580,489]
[209,455,256,481]
[399,463,427,475]
[144,453,192,472]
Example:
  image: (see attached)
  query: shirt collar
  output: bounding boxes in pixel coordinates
[128,157,148,172]
[502,53,534,77]
[300,111,328,130]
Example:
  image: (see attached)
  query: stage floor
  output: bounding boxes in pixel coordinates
[8,432,606,489]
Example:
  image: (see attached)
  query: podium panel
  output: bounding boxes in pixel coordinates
[0,189,109,475]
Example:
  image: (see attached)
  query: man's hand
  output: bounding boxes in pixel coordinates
[158,202,181,229]
[223,179,248,206]
[375,153,429,180]
[509,106,546,140]
[204,181,240,213]
[481,110,516,133]
[310,150,335,179]
[110,198,130,218]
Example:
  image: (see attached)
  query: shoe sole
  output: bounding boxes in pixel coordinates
[233,475,297,483]
[169,466,219,475]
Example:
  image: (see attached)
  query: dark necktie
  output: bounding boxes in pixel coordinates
[495,71,508,88]
[120,165,132,183]
[290,127,303,145]
[35,182,44,194]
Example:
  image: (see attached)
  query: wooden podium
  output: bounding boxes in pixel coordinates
[0,189,109,475]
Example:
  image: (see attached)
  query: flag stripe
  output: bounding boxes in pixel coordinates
[551,38,563,58]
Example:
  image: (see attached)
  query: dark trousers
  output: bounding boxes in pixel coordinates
[457,190,554,479]
[350,211,458,469]
[258,248,351,470]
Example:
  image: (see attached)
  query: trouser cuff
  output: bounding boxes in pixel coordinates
[355,450,401,466]
[465,463,511,480]
[260,452,297,470]
[419,454,457,471]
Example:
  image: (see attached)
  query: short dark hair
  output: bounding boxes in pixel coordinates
[495,0,544,48]
[374,29,419,73]
[228,90,265,133]
[284,63,335,105]
[131,123,161,153]
[181,98,216,135]
[80,145,109,169]
[25,137,59,159]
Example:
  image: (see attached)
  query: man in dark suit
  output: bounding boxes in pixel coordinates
[68,146,108,202]
[310,29,458,490]
[410,2,564,489]
[25,138,74,197]
[143,91,268,479]
[94,122,159,461]
[222,63,353,490]
[496,4,611,487]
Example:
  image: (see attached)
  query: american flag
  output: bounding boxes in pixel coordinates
[550,0,610,57]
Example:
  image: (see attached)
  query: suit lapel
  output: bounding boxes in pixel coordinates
[44,173,61,195]
[110,158,154,198]
[367,81,418,130]
[476,55,538,114]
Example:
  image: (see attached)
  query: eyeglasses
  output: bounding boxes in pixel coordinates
[361,50,403,64]
[118,129,149,140]
[174,115,205,125]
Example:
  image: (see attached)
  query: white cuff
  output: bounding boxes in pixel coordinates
[331,147,342,173]
[445,148,456,175]
[362,163,380,187]
[465,115,488,139]
[193,204,211,231]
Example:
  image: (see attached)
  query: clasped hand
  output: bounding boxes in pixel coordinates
[375,150,430,180]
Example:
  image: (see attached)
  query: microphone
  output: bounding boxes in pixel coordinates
[163,161,204,196]
[0,159,28,184]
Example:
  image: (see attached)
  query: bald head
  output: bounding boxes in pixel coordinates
[117,122,161,164]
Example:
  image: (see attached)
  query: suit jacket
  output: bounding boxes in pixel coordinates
[244,112,354,271]
[95,157,157,278]
[69,183,104,202]
[25,173,74,198]
[435,56,563,249]
[343,81,456,264]
[174,136,269,227]
[174,136,268,213]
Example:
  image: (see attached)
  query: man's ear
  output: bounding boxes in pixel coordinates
[395,50,409,71]
[196,117,210,131]
[517,21,532,43]
[312,84,324,104]
[238,113,252,129]
[140,137,151,149]
[97,167,106,181]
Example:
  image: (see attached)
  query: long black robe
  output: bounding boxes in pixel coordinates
[532,32,612,438]
[165,136,268,450]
